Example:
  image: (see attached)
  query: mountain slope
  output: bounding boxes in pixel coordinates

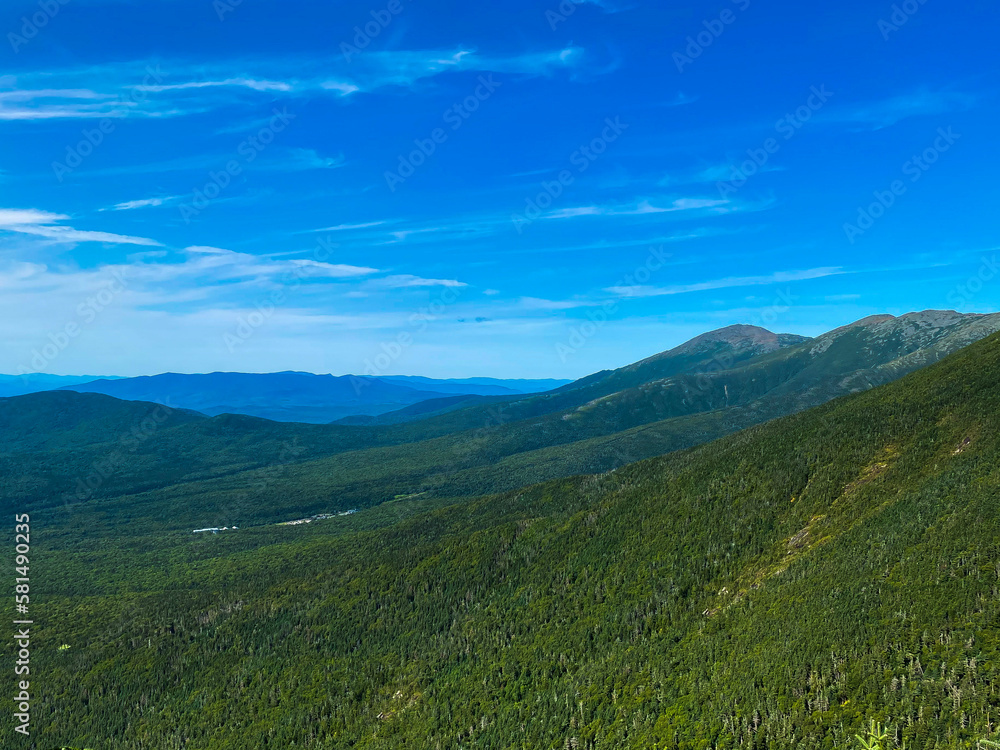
[524,310,1000,444]
[0,390,205,454]
[332,393,490,426]
[17,329,1000,749]
[226,310,1000,511]
[375,375,571,394]
[387,324,812,436]
[0,323,809,513]
[350,311,998,449]
[0,391,419,511]
[6,311,999,524]
[431,311,1000,450]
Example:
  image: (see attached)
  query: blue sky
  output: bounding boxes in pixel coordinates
[1,0,998,378]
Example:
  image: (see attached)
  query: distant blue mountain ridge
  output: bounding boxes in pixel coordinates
[0,371,572,424]
[0,373,123,398]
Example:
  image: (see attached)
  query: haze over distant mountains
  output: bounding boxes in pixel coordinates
[0,373,122,399]
[8,310,997,427]
[45,372,572,424]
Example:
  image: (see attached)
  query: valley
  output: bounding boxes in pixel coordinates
[3,312,1000,747]
[5,320,1000,748]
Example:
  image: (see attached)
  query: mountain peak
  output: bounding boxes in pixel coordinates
[672,324,788,356]
[823,310,996,340]
[819,314,897,338]
[807,310,1000,359]
[895,309,972,326]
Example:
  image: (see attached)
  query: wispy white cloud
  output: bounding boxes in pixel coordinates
[283,148,346,171]
[545,197,731,220]
[659,163,783,188]
[289,259,380,278]
[661,92,696,107]
[823,90,978,131]
[0,207,163,246]
[103,196,183,211]
[1,47,587,121]
[145,78,294,94]
[309,199,755,255]
[0,261,49,290]
[375,216,513,244]
[17,225,163,246]
[369,274,468,289]
[515,296,602,311]
[302,221,388,234]
[328,47,584,91]
[389,228,445,242]
[89,147,344,180]
[501,227,754,258]
[0,209,64,226]
[0,76,184,120]
[0,228,472,318]
[179,246,379,281]
[605,267,846,298]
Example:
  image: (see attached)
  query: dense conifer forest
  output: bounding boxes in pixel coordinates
[4,330,1000,748]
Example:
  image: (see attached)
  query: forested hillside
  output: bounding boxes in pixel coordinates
[7,329,1000,749]
[4,312,998,526]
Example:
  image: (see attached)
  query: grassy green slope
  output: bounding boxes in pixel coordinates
[11,330,1000,749]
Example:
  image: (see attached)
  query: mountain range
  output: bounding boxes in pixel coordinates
[11,311,994,433]
[3,309,998,519]
[5,310,1000,748]
[0,372,121,398]
[0,372,571,423]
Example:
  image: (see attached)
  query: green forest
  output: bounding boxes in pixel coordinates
[3,330,1000,748]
